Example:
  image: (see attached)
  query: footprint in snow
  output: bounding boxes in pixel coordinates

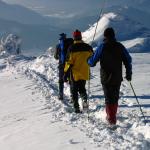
[69,139,83,144]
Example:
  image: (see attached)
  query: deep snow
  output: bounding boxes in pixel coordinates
[0,52,149,150]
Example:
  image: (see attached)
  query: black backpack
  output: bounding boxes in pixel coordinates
[63,38,73,55]
[61,38,73,63]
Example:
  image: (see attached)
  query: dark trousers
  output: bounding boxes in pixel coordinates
[58,64,64,97]
[58,64,73,99]
[102,84,121,124]
[71,80,87,110]
[102,84,121,104]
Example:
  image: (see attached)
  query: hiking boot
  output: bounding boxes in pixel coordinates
[75,108,81,113]
[69,98,74,103]
[58,95,63,101]
[82,101,89,109]
[105,103,117,125]
[108,124,117,130]
[106,116,115,124]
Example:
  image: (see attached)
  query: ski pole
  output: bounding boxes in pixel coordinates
[87,0,107,120]
[92,0,107,43]
[87,72,91,120]
[129,81,146,125]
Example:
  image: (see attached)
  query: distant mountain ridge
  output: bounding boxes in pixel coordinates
[0,0,63,53]
[104,5,150,30]
[1,0,150,53]
[0,0,49,25]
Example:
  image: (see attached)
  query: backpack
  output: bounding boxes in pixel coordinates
[60,38,73,64]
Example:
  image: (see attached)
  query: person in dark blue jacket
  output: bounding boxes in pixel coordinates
[54,33,73,100]
[88,27,132,125]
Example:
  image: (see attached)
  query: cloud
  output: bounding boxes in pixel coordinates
[44,12,77,19]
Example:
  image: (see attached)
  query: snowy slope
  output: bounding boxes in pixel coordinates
[0,52,149,149]
[82,12,150,52]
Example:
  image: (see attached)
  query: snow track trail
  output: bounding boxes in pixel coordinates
[0,54,150,150]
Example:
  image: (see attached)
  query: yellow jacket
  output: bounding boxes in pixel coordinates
[64,41,93,81]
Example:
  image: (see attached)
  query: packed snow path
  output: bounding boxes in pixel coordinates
[0,54,150,150]
[0,60,99,150]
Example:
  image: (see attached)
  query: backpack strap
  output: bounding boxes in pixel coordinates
[59,39,65,64]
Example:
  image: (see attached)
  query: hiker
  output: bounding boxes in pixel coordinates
[64,29,93,113]
[54,33,73,100]
[88,27,132,125]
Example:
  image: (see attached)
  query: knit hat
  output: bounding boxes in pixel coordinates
[73,29,82,40]
[59,33,66,38]
[104,27,115,38]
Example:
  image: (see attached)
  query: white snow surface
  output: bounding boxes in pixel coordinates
[0,52,150,150]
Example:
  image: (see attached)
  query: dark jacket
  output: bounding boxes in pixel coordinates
[64,40,93,81]
[88,39,132,85]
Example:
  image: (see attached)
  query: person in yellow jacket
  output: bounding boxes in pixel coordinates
[64,29,93,113]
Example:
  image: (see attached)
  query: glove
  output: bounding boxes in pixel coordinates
[126,73,132,81]
[63,73,68,82]
[87,57,96,67]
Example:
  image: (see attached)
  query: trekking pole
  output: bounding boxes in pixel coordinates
[90,0,107,111]
[129,81,146,125]
[87,71,91,120]
[92,0,107,43]
[87,0,107,120]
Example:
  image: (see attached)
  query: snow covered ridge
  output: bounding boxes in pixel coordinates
[122,38,150,53]
[82,12,150,53]
[0,53,150,149]
[82,13,117,44]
